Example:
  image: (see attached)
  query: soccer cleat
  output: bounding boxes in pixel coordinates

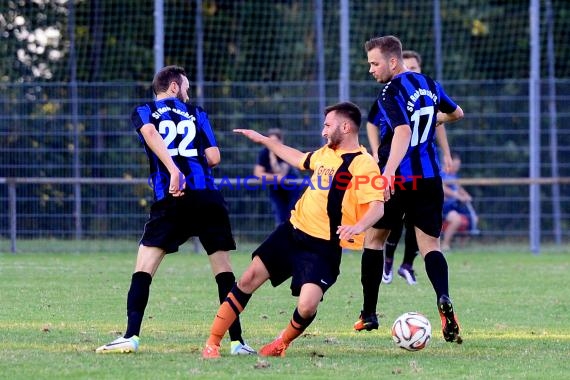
[95,335,139,353]
[202,344,221,359]
[230,341,257,355]
[259,334,289,357]
[438,295,463,344]
[382,261,393,284]
[397,264,417,285]
[353,311,379,331]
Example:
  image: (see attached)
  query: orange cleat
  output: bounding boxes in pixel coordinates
[259,335,289,357]
[353,311,379,331]
[202,344,221,359]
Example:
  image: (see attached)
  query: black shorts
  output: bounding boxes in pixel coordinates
[252,221,342,296]
[140,189,236,254]
[373,177,443,238]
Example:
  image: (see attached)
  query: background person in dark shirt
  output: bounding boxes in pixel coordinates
[254,128,301,225]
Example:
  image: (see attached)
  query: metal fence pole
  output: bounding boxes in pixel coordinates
[8,180,17,253]
[68,0,82,240]
[195,0,205,107]
[529,0,541,254]
[314,0,325,134]
[338,0,349,101]
[433,0,443,81]
[545,0,561,244]
[154,0,164,74]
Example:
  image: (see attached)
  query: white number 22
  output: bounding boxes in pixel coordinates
[158,119,198,157]
[410,106,434,147]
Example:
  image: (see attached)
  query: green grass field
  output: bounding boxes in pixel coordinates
[1,243,569,379]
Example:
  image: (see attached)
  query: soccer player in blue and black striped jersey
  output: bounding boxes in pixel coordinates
[364,50,453,290]
[96,66,255,355]
[356,36,465,344]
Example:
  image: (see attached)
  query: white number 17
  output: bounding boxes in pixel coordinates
[410,106,434,147]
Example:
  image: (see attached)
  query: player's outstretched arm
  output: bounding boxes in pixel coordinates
[234,129,305,169]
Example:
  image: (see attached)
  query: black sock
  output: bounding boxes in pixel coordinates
[385,223,403,260]
[361,248,383,315]
[292,307,316,331]
[402,227,418,266]
[384,242,397,262]
[216,272,244,343]
[125,271,152,338]
[424,251,449,300]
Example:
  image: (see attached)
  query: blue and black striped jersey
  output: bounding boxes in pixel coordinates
[378,71,458,182]
[367,100,391,170]
[131,97,218,200]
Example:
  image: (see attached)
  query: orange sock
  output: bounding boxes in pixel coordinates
[281,308,317,345]
[281,318,304,345]
[206,292,244,346]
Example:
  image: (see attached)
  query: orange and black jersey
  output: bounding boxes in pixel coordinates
[290,145,383,250]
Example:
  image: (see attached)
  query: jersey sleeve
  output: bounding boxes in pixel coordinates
[436,83,459,114]
[131,104,151,131]
[195,106,217,148]
[380,84,410,130]
[367,99,381,125]
[298,151,314,170]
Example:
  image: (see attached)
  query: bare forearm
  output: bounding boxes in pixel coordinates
[437,106,464,124]
[235,128,306,169]
[141,126,178,174]
[336,200,384,241]
[262,139,305,169]
[366,122,380,157]
[435,124,451,158]
[354,201,384,232]
[383,125,411,176]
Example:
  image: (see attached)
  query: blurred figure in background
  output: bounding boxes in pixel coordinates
[254,128,301,225]
[441,151,479,251]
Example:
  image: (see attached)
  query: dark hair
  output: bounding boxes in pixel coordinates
[364,35,403,60]
[324,101,362,129]
[152,65,186,95]
[267,128,284,141]
[402,50,422,67]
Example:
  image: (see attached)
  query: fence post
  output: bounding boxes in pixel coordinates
[8,179,17,253]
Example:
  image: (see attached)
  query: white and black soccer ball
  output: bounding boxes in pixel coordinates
[391,312,432,351]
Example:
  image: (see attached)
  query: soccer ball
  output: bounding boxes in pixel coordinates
[391,312,432,351]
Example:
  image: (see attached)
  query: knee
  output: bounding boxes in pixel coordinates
[237,269,257,292]
[296,299,319,318]
[447,211,462,225]
[365,228,389,249]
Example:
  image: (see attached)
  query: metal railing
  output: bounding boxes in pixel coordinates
[2,176,569,253]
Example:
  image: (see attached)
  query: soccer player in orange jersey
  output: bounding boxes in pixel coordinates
[202,101,385,358]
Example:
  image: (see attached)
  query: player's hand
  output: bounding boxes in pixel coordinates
[169,171,186,197]
[441,153,453,174]
[336,224,362,243]
[381,171,395,201]
[372,151,379,163]
[234,129,266,144]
